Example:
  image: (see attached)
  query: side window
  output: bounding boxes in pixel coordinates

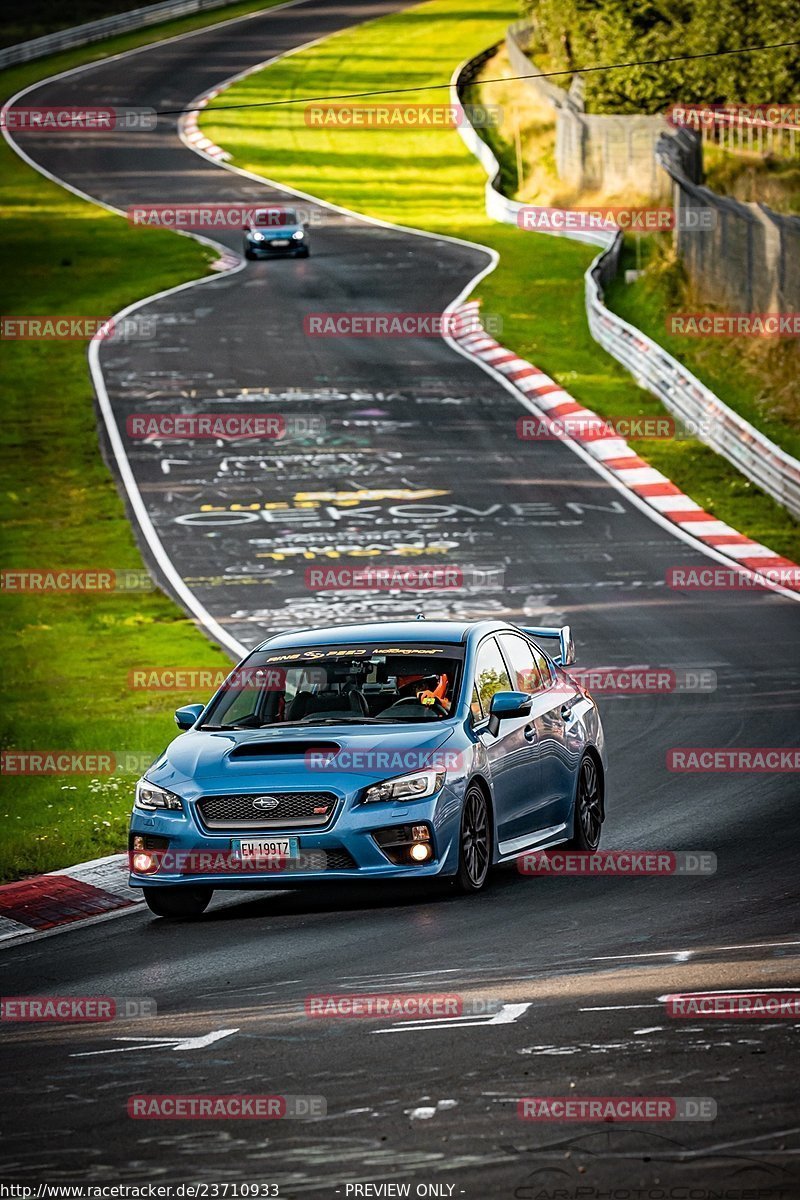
[499,634,542,693]
[473,638,511,716]
[532,645,554,687]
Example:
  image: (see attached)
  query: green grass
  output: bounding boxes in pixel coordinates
[703,144,800,216]
[200,0,800,563]
[606,239,800,461]
[0,3,299,881]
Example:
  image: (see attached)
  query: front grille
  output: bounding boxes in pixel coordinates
[196,791,337,830]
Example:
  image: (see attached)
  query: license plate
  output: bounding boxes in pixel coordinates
[270,239,288,247]
[234,837,299,861]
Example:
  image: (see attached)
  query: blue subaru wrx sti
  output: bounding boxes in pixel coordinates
[129,620,606,917]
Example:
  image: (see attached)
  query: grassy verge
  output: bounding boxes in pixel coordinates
[0,3,296,881]
[606,239,800,458]
[702,144,800,216]
[200,0,800,562]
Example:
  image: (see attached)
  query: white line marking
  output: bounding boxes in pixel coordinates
[580,1004,662,1012]
[373,1002,532,1033]
[588,940,800,961]
[70,1027,238,1056]
[658,988,800,1000]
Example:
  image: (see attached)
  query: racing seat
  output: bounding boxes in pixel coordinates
[287,688,370,721]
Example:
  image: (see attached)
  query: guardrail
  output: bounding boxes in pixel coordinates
[452,54,800,521]
[0,0,244,68]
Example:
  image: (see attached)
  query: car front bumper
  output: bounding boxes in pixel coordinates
[128,784,463,888]
[245,238,307,256]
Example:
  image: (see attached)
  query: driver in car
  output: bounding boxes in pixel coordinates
[414,674,451,712]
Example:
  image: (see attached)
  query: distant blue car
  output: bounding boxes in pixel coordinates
[129,620,606,917]
[242,206,309,259]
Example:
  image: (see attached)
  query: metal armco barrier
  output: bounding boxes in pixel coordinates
[0,0,245,68]
[451,54,800,521]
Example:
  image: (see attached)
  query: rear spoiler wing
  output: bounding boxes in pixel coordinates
[519,625,575,667]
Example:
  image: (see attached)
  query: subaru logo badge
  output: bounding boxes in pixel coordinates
[252,796,280,810]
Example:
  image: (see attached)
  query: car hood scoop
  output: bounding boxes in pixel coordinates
[229,740,340,759]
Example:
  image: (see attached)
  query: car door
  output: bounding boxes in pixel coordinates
[526,642,584,830]
[471,635,539,852]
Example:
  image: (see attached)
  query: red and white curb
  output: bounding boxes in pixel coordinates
[451,301,800,590]
[182,90,231,161]
[182,95,241,274]
[0,853,140,944]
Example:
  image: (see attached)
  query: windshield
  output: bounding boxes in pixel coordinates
[253,208,298,228]
[200,643,464,729]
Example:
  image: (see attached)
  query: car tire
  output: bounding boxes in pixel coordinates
[143,885,213,919]
[244,248,256,260]
[298,247,310,257]
[564,754,603,851]
[454,784,492,892]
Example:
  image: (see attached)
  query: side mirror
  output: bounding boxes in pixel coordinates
[174,703,204,730]
[487,690,532,737]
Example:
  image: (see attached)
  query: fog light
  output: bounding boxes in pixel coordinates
[411,825,430,842]
[410,843,432,862]
[132,852,155,873]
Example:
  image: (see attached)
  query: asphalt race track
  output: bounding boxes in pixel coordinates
[2,1,799,1193]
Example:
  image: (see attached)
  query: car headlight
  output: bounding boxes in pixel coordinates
[250,231,265,242]
[291,230,305,240]
[134,779,183,811]
[362,768,445,804]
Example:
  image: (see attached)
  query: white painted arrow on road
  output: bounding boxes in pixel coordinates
[70,1028,238,1056]
[373,1003,532,1034]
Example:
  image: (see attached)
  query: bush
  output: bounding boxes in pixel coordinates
[527,0,800,113]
